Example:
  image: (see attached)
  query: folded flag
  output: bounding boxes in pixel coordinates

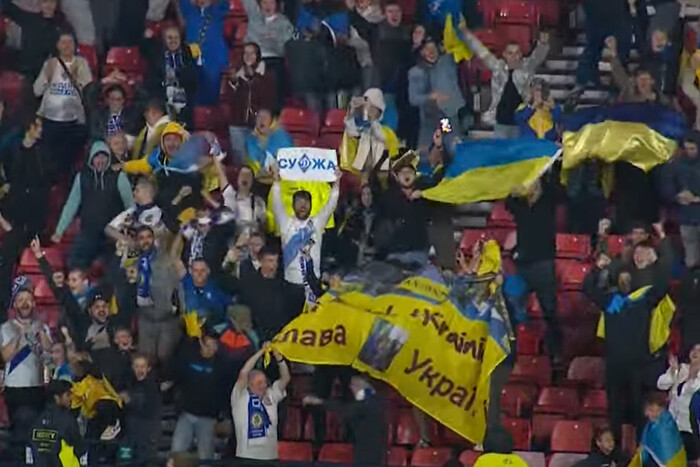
[561,103,686,140]
[562,120,677,176]
[628,410,686,467]
[166,135,211,174]
[422,138,560,204]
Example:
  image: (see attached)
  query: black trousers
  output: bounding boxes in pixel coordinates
[517,259,562,358]
[4,386,45,459]
[606,362,644,444]
[310,365,353,446]
[41,119,86,177]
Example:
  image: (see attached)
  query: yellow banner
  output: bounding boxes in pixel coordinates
[272,272,508,443]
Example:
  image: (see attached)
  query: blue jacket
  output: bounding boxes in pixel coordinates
[245,126,294,174]
[178,0,228,70]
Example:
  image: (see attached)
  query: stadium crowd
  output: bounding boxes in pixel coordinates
[3,0,700,465]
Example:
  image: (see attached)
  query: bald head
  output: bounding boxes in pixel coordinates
[248,369,268,397]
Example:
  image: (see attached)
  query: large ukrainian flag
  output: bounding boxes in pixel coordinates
[628,410,686,467]
[561,103,682,175]
[422,139,560,204]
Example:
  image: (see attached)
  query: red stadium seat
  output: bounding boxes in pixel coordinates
[555,260,591,291]
[321,109,347,134]
[566,356,605,388]
[580,390,608,417]
[474,28,502,53]
[228,0,246,17]
[410,448,452,466]
[282,406,303,440]
[439,427,468,445]
[234,21,247,46]
[556,234,591,260]
[18,247,64,275]
[510,356,551,386]
[386,447,408,466]
[35,306,61,329]
[556,291,598,322]
[502,417,531,450]
[318,133,343,151]
[548,453,588,467]
[534,387,579,416]
[531,413,564,448]
[193,106,225,132]
[33,278,57,306]
[488,201,516,228]
[302,410,344,442]
[292,135,318,148]
[605,235,627,258]
[500,383,538,417]
[395,409,438,445]
[278,441,313,462]
[497,23,533,54]
[551,420,593,453]
[496,0,539,25]
[458,450,481,467]
[514,451,545,467]
[0,70,26,113]
[516,323,542,355]
[318,443,353,464]
[105,47,145,74]
[536,0,560,26]
[279,107,321,137]
[77,44,98,77]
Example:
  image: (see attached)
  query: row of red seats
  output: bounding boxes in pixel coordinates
[510,355,605,388]
[502,384,607,419]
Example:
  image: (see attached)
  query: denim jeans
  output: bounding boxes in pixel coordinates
[170,412,216,461]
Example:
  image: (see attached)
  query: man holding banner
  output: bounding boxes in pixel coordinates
[270,151,341,303]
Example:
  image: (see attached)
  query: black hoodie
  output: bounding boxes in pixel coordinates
[573,446,629,467]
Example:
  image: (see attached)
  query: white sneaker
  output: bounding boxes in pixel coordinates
[100,419,121,441]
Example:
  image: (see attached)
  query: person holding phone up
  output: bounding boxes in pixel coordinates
[514,78,562,141]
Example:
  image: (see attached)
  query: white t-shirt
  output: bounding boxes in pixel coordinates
[1,319,47,388]
[222,186,267,232]
[231,380,286,460]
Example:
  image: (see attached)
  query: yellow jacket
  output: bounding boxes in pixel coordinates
[70,375,122,419]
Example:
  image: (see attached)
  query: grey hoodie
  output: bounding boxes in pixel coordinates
[242,0,294,58]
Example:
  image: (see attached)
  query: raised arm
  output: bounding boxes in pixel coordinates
[270,165,291,230]
[1,0,34,26]
[241,0,263,20]
[236,344,268,385]
[273,349,291,392]
[522,32,550,73]
[458,24,500,72]
[169,231,188,279]
[53,174,82,240]
[314,172,342,229]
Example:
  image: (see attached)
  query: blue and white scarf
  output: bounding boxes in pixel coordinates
[247,391,271,441]
[137,250,155,303]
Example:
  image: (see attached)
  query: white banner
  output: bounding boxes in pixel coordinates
[277,147,338,182]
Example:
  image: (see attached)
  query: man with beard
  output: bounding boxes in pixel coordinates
[270,164,340,303]
[1,276,52,449]
[131,225,181,367]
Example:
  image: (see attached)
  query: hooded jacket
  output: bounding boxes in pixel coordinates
[54,141,134,236]
[343,88,399,172]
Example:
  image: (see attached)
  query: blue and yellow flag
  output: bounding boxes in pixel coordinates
[422,139,559,204]
[271,256,509,443]
[628,410,686,467]
[443,14,472,62]
[562,107,679,176]
[561,103,686,141]
[596,287,675,354]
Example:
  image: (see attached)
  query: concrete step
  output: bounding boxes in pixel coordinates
[561,45,584,57]
[550,88,609,101]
